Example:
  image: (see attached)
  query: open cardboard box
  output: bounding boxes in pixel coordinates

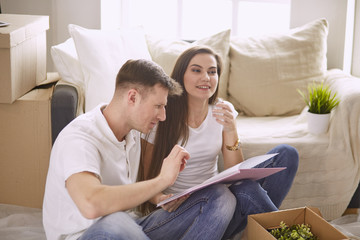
[247,206,348,239]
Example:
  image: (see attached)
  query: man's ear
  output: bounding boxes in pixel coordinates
[127,89,138,105]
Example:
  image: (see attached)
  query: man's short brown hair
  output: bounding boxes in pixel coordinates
[116,59,182,97]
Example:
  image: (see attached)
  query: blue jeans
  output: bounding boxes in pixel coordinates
[79,144,298,240]
[222,144,299,239]
[79,184,236,240]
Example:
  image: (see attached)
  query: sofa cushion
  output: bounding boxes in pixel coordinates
[146,29,231,99]
[51,38,84,93]
[228,18,328,117]
[68,24,152,112]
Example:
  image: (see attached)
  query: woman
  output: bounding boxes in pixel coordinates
[140,46,299,239]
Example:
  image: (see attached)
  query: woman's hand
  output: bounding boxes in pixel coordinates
[212,101,237,133]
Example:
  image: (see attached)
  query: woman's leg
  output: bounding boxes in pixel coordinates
[222,180,278,239]
[222,144,299,239]
[137,184,236,240]
[79,211,149,240]
[256,144,299,207]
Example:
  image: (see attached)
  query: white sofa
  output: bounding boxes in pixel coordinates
[51,18,360,220]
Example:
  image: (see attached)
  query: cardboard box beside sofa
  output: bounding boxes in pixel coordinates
[0,83,54,209]
[0,13,49,103]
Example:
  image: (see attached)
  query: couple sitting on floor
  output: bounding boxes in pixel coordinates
[42,46,299,240]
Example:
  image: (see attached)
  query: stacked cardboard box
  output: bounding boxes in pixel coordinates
[0,13,52,208]
[0,84,55,208]
[0,14,49,103]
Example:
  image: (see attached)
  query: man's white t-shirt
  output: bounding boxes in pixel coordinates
[43,104,141,240]
[146,100,237,194]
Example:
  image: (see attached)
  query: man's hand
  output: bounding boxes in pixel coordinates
[158,145,189,187]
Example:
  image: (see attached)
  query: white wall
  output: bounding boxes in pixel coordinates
[1,0,356,73]
[290,0,354,71]
[51,0,101,44]
[352,0,360,77]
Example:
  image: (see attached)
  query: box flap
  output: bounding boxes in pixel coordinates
[0,14,49,48]
[250,207,306,229]
[37,72,61,86]
[304,207,349,239]
[247,216,277,240]
[19,83,55,102]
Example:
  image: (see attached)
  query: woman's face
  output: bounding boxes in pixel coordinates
[183,53,218,102]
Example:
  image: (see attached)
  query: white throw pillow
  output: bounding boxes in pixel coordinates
[68,24,152,112]
[228,18,328,117]
[51,38,84,92]
[146,29,231,100]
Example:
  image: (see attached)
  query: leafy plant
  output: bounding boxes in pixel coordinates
[297,82,340,114]
[269,221,319,240]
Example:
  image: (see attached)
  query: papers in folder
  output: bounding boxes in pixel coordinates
[157,153,285,207]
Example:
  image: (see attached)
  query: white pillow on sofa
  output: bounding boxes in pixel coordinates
[146,29,231,100]
[228,18,328,117]
[51,38,84,92]
[68,24,152,112]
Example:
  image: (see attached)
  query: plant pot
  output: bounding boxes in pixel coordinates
[307,112,331,134]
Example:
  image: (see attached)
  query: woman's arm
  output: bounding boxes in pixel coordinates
[221,129,244,169]
[213,102,244,169]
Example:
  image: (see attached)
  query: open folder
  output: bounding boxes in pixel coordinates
[157,153,285,207]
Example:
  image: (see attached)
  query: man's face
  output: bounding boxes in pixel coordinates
[134,84,168,134]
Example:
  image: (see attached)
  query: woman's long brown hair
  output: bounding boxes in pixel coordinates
[138,46,223,215]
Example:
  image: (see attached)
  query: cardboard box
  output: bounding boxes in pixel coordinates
[0,84,54,208]
[247,206,348,240]
[0,14,49,103]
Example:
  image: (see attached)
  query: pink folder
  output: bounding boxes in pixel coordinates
[157,153,285,207]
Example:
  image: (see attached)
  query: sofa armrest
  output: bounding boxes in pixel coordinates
[51,84,78,145]
[325,69,360,139]
[325,69,360,208]
[325,69,360,105]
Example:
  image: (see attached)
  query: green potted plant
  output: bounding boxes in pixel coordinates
[298,82,340,134]
[269,221,319,240]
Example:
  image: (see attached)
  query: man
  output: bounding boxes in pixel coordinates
[43,59,235,240]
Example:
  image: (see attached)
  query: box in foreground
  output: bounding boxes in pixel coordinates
[247,206,348,240]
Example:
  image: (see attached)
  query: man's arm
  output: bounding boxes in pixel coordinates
[66,145,189,219]
[140,140,190,211]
